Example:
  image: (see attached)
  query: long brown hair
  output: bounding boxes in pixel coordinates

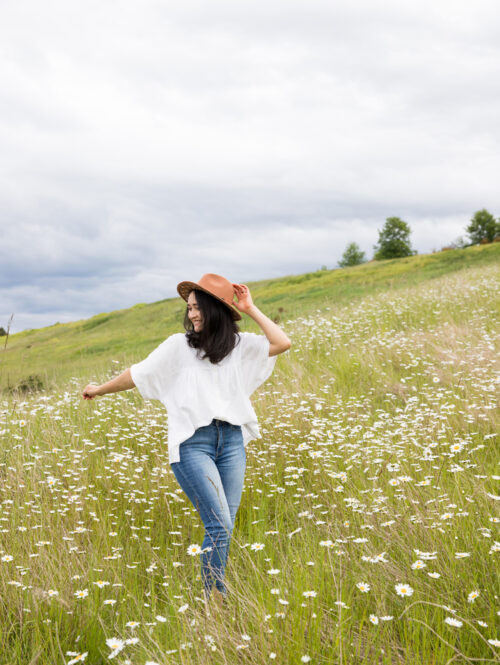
[183,289,240,364]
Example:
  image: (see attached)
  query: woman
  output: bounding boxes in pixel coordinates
[82,273,291,609]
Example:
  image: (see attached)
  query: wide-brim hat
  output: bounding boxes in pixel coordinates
[176,273,242,321]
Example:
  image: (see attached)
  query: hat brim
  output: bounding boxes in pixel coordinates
[176,281,242,321]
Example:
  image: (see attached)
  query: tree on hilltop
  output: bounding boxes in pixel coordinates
[373,217,417,260]
[338,242,366,268]
[466,209,500,245]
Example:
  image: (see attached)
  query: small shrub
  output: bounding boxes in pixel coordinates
[10,374,44,394]
[338,242,366,268]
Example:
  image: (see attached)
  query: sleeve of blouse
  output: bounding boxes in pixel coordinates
[130,334,178,401]
[239,332,278,395]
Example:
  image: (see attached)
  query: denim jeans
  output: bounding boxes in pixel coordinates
[170,418,246,599]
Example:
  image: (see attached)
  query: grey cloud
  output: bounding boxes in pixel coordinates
[3,211,467,334]
[1,0,498,332]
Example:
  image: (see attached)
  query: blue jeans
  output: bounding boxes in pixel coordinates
[170,418,246,599]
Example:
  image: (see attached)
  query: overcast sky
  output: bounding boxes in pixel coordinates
[2,0,500,333]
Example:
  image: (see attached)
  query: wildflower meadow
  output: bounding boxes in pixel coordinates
[0,255,499,664]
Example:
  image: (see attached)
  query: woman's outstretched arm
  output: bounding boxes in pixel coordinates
[82,368,136,400]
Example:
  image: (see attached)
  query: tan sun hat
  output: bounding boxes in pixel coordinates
[176,273,242,321]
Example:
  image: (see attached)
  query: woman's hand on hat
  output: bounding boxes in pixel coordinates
[232,283,254,314]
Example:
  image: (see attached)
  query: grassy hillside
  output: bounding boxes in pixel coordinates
[0,246,499,663]
[1,242,499,395]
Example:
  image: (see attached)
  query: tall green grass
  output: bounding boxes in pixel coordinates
[0,247,499,664]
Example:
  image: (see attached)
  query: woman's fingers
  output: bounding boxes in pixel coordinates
[82,384,98,399]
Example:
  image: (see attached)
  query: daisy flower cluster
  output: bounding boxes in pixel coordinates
[0,262,498,662]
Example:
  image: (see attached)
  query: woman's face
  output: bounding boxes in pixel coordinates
[187,291,203,331]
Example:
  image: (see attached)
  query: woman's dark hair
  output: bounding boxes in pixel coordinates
[183,289,240,364]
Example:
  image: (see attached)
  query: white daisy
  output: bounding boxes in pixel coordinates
[125,637,139,645]
[395,584,414,597]
[319,540,334,548]
[356,582,370,593]
[187,544,202,556]
[74,589,88,599]
[105,638,125,652]
[411,560,426,570]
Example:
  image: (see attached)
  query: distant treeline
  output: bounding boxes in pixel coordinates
[332,209,500,269]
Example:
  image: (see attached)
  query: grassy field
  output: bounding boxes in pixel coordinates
[0,245,499,664]
[1,242,499,394]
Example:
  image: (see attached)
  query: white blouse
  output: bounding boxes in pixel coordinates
[130,331,277,464]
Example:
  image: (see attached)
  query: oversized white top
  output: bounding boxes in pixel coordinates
[130,332,277,464]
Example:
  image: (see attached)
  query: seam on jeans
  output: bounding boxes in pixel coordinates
[215,421,224,460]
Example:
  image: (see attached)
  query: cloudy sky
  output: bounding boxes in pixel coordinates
[2,0,499,333]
